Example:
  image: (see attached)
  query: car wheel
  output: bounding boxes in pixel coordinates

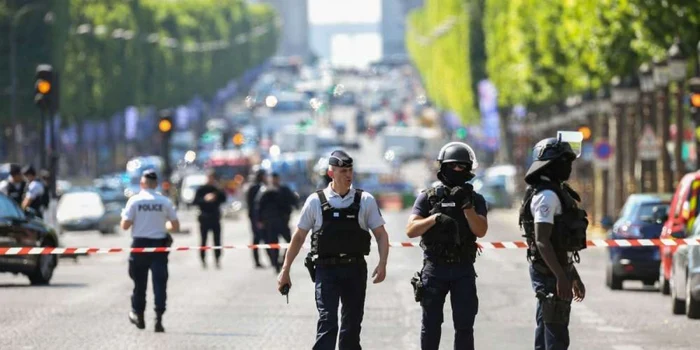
[686,274,700,319]
[28,241,58,285]
[670,269,685,315]
[659,264,670,295]
[606,263,623,290]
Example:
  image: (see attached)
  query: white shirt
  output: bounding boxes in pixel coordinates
[122,189,178,239]
[0,177,19,195]
[530,189,563,224]
[25,180,45,200]
[297,184,385,233]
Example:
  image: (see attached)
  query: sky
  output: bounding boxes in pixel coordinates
[308,0,381,24]
[308,0,382,67]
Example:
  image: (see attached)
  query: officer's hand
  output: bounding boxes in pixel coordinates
[372,264,386,284]
[556,276,573,301]
[572,279,586,302]
[204,193,217,202]
[277,270,292,293]
[434,213,458,231]
[449,186,467,204]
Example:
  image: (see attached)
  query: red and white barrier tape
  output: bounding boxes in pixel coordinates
[1,238,699,255]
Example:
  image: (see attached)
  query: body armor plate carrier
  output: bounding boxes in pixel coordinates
[421,185,479,262]
[309,189,371,257]
[519,182,588,265]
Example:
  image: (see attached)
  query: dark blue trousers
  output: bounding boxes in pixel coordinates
[420,261,478,350]
[129,237,169,315]
[314,262,367,350]
[530,265,571,350]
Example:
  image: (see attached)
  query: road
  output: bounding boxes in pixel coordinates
[2,92,700,349]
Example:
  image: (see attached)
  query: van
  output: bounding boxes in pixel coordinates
[658,172,700,294]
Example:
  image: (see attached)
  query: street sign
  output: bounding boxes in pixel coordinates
[593,139,612,169]
[638,125,660,160]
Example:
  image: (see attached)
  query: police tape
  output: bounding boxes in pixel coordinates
[1,238,699,255]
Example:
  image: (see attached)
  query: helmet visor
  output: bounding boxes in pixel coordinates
[557,131,583,158]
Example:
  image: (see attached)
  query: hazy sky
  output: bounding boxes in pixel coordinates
[308,0,381,24]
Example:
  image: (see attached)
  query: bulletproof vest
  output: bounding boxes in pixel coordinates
[5,180,26,206]
[310,189,371,257]
[518,181,589,265]
[25,180,46,213]
[420,185,478,262]
[40,181,50,208]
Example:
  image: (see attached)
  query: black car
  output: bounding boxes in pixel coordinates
[605,193,672,290]
[0,193,59,285]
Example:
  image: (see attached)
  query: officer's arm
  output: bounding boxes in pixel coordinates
[120,199,135,230]
[464,209,487,238]
[534,223,567,279]
[121,219,133,230]
[371,225,389,266]
[281,227,310,272]
[167,219,180,233]
[406,214,438,238]
[193,187,206,205]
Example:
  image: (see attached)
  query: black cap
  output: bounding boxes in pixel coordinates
[9,164,21,176]
[22,165,36,176]
[329,150,353,168]
[271,172,280,177]
[142,169,158,180]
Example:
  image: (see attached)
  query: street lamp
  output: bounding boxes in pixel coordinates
[668,38,687,82]
[638,63,655,93]
[653,58,670,88]
[668,38,688,184]
[653,57,672,191]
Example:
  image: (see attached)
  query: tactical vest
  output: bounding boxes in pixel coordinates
[5,181,26,206]
[518,181,588,266]
[309,189,371,257]
[421,185,478,262]
[25,180,45,214]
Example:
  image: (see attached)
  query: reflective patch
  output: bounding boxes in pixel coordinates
[333,212,340,217]
[441,202,456,207]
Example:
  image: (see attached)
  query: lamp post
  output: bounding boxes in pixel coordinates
[638,63,657,192]
[611,76,626,213]
[621,76,640,196]
[653,57,672,192]
[9,3,48,163]
[668,38,688,184]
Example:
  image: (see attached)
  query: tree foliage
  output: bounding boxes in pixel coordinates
[0,0,279,125]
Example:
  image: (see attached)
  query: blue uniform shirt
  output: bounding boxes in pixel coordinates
[122,189,178,239]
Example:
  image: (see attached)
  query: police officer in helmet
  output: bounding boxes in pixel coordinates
[519,135,588,350]
[121,169,179,333]
[406,142,488,350]
[277,150,390,350]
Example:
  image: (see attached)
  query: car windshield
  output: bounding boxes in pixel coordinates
[273,99,306,112]
[636,203,669,220]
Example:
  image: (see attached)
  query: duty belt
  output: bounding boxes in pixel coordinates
[425,255,470,265]
[315,256,365,266]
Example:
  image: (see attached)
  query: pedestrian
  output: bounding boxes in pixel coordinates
[20,165,45,218]
[193,169,227,268]
[246,168,267,268]
[254,172,298,272]
[121,169,179,333]
[0,164,26,206]
[405,142,488,350]
[277,150,390,350]
[519,136,588,350]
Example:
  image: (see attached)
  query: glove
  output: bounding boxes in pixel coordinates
[434,213,459,232]
[450,184,475,210]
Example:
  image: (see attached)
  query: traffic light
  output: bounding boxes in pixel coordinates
[578,126,592,141]
[232,132,245,147]
[690,77,700,112]
[158,109,173,194]
[158,115,173,134]
[34,64,59,113]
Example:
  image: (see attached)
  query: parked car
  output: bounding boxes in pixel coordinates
[179,173,208,209]
[659,172,700,294]
[56,190,122,234]
[0,193,59,285]
[669,216,700,318]
[605,193,672,290]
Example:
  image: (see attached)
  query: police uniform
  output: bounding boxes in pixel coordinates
[519,137,588,350]
[0,164,26,206]
[410,142,486,350]
[121,170,178,332]
[297,151,385,350]
[22,166,46,218]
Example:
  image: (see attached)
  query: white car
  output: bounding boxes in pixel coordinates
[179,174,209,209]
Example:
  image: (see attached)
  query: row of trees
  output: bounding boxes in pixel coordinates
[406,0,700,122]
[0,0,279,127]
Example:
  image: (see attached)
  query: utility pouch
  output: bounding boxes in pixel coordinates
[304,255,316,282]
[539,293,571,324]
[410,271,424,302]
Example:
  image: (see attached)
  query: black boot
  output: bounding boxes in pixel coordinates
[129,311,145,330]
[154,314,165,333]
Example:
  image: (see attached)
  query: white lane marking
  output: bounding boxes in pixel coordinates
[612,346,644,350]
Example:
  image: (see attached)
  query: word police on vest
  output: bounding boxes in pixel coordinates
[138,204,163,212]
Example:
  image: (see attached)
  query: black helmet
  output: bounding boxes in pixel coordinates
[437,142,478,170]
[525,137,576,180]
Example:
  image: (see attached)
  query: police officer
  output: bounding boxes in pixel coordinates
[246,168,267,268]
[277,150,390,350]
[120,169,179,333]
[0,164,26,205]
[254,172,298,272]
[406,142,488,350]
[518,137,588,350]
[21,165,45,218]
[193,169,227,269]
